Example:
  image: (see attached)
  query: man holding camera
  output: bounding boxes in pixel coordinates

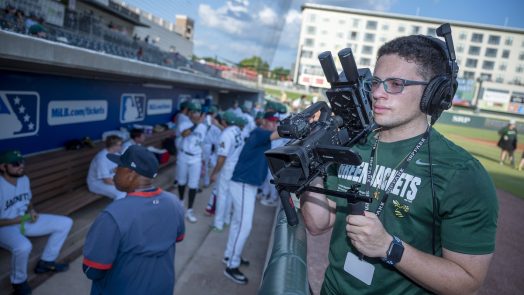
[300,33,498,294]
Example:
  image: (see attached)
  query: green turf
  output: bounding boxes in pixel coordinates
[434,124,524,199]
[264,88,312,101]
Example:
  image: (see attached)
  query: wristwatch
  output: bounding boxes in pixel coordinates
[382,235,404,266]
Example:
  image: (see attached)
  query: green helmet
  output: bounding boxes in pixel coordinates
[208,105,218,114]
[221,110,237,125]
[187,101,202,112]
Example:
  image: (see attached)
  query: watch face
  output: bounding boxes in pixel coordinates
[385,236,404,265]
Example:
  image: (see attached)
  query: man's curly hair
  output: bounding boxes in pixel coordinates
[377,35,448,81]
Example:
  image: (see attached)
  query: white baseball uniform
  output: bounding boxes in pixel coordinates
[175,112,191,154]
[86,149,126,200]
[240,112,256,140]
[121,138,139,154]
[176,123,207,189]
[0,175,73,284]
[202,120,222,187]
[213,125,244,229]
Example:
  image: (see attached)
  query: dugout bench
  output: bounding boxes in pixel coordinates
[0,130,176,292]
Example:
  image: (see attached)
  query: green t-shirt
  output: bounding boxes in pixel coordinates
[321,129,498,295]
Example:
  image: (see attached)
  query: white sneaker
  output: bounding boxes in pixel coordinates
[186,210,197,223]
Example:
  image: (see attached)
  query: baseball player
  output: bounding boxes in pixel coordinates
[86,135,126,201]
[83,145,185,295]
[0,150,73,295]
[176,102,206,223]
[202,106,222,188]
[121,128,146,154]
[223,112,280,284]
[209,111,244,231]
[239,104,256,140]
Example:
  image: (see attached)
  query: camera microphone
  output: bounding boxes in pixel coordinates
[318,51,339,84]
[338,48,359,85]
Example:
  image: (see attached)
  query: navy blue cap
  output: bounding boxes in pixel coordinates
[107,145,159,178]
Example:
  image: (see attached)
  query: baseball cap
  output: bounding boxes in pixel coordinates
[222,110,237,125]
[208,105,218,114]
[235,116,247,127]
[107,145,159,178]
[255,111,264,119]
[0,150,24,164]
[263,111,279,122]
[187,101,202,112]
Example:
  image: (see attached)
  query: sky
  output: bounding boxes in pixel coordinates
[121,0,524,70]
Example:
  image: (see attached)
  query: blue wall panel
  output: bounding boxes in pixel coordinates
[0,71,208,154]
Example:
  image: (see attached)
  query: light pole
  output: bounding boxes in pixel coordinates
[474,76,486,113]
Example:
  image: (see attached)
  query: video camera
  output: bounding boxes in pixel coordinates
[264,48,375,226]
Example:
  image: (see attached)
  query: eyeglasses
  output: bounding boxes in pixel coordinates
[364,77,428,94]
[8,161,24,167]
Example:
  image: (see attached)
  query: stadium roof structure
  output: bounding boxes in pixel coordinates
[81,0,149,27]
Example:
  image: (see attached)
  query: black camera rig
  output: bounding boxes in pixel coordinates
[264,48,375,226]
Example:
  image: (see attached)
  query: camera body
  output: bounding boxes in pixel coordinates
[265,48,374,191]
[264,48,375,226]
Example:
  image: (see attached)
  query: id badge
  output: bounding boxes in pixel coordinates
[344,251,375,285]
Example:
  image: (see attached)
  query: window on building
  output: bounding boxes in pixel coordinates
[301,50,313,59]
[468,46,481,56]
[471,33,483,43]
[480,73,492,81]
[465,58,478,68]
[304,38,314,47]
[499,62,507,71]
[360,58,371,66]
[482,61,495,70]
[463,71,475,79]
[308,13,316,22]
[339,19,346,25]
[398,25,405,33]
[307,26,316,35]
[323,17,330,23]
[459,32,467,40]
[337,32,344,38]
[457,44,464,53]
[485,48,497,58]
[364,33,375,42]
[366,20,377,30]
[382,24,389,30]
[502,50,510,58]
[520,52,524,60]
[348,31,358,40]
[495,76,504,83]
[505,37,513,46]
[516,65,524,73]
[426,28,436,36]
[362,45,373,55]
[411,26,420,34]
[353,19,359,28]
[488,35,501,45]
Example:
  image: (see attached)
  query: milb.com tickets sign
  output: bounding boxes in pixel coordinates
[47,100,108,126]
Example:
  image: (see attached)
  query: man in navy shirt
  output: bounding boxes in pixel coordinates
[223,112,280,284]
[83,145,185,295]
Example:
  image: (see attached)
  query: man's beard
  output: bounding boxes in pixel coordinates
[6,170,24,178]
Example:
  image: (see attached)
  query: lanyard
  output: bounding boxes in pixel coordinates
[364,128,430,217]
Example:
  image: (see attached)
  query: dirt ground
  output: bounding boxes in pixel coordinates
[306,189,524,294]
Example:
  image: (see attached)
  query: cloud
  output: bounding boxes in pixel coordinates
[198,4,247,35]
[257,6,278,26]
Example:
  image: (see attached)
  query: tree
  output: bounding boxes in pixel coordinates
[271,67,291,80]
[239,56,270,75]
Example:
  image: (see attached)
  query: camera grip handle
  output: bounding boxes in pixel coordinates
[348,201,365,215]
[279,190,299,226]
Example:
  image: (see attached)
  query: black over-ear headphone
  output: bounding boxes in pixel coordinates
[419,23,459,124]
